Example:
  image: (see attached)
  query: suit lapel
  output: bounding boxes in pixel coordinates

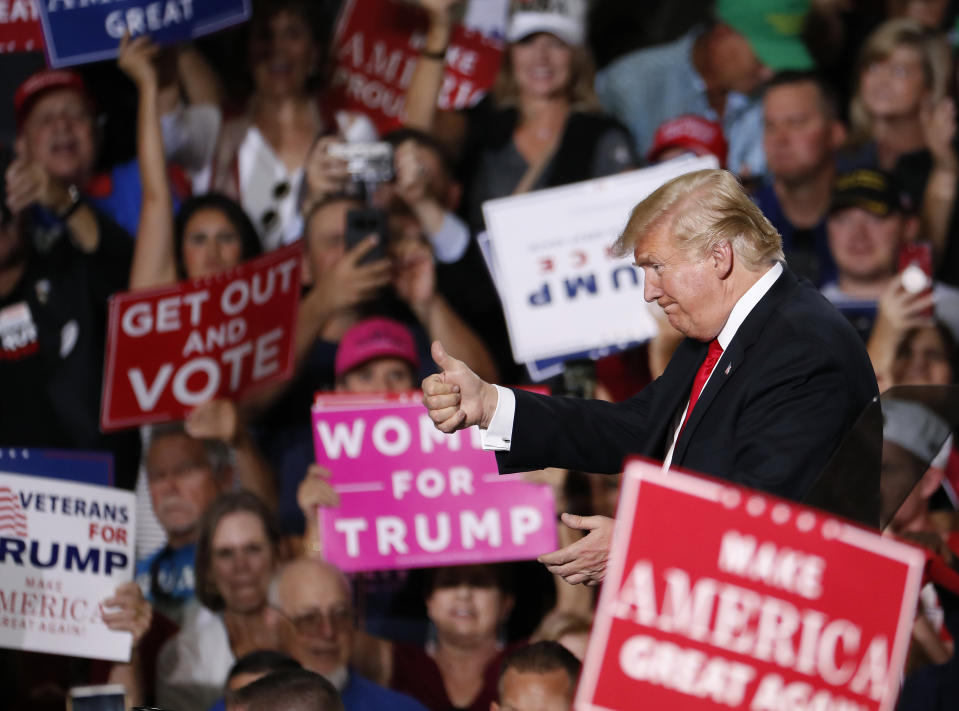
[672,267,800,462]
[642,338,704,457]
[673,340,741,459]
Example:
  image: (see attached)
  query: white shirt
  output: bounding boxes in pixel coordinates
[237,126,305,251]
[428,212,470,264]
[481,262,785,469]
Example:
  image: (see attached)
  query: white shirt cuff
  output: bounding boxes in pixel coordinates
[480,385,515,451]
[427,212,470,264]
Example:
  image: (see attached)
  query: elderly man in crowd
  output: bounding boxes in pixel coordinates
[136,400,276,623]
[424,168,879,585]
[271,558,428,711]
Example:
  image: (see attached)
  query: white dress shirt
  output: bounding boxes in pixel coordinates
[481,262,785,468]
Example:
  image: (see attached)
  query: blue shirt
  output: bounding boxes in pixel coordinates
[342,671,429,711]
[205,670,429,711]
[754,181,836,286]
[86,159,183,238]
[136,542,197,605]
[596,28,766,176]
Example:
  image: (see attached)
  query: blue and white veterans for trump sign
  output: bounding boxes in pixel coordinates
[37,0,250,68]
[0,470,136,662]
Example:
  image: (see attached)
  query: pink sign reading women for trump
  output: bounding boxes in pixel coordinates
[311,394,557,572]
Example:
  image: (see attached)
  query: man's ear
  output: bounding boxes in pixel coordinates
[711,240,734,279]
[490,702,501,711]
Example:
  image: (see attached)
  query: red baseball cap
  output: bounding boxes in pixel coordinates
[14,69,93,131]
[647,115,728,168]
[335,317,419,378]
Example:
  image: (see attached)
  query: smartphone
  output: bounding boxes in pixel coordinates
[898,242,933,317]
[328,142,394,183]
[68,684,127,711]
[345,208,389,264]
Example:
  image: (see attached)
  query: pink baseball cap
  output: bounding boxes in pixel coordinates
[335,317,419,378]
[15,69,94,131]
[647,115,728,168]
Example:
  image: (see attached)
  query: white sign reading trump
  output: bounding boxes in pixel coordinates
[0,470,136,662]
[481,155,719,363]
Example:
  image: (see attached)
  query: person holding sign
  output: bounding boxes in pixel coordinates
[423,168,880,585]
[403,0,638,380]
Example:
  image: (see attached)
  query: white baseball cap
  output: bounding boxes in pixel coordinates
[506,0,586,47]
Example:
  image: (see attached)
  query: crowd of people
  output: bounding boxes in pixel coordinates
[3,0,959,709]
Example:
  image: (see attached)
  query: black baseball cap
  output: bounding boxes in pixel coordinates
[830,169,913,217]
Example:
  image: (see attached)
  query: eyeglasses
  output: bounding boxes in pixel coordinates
[289,606,355,636]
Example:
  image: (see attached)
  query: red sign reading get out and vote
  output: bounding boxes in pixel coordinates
[577,459,926,711]
[312,393,557,572]
[101,244,300,430]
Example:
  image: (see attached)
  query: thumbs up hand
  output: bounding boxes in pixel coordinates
[422,340,499,433]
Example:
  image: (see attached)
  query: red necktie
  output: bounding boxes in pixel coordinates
[680,339,724,436]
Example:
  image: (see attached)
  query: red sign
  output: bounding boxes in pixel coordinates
[0,0,43,53]
[576,459,926,711]
[100,244,301,430]
[324,0,504,134]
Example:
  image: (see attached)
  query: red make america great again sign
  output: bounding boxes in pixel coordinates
[100,244,300,430]
[576,459,926,711]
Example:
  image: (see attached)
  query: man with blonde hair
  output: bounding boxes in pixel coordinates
[423,169,878,585]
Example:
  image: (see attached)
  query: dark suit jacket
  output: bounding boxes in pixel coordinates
[496,267,879,502]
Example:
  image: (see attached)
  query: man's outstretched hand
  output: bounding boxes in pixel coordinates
[539,513,614,586]
[422,340,499,433]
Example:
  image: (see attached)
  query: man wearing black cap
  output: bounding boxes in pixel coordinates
[822,169,959,345]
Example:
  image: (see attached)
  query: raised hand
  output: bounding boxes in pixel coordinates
[185,398,239,443]
[298,464,340,520]
[421,340,498,432]
[3,156,68,214]
[304,136,350,207]
[417,0,463,21]
[392,238,436,316]
[921,97,957,171]
[309,234,393,313]
[101,582,153,647]
[877,279,936,334]
[538,514,615,586]
[118,33,160,89]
